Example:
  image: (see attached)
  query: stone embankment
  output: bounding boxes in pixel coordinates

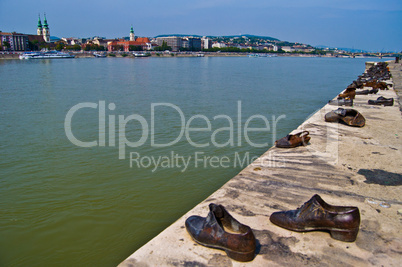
[119,61,402,267]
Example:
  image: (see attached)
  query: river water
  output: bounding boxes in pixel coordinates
[0,56,383,266]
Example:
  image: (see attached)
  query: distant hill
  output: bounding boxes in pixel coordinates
[315,45,368,53]
[154,34,280,41]
[50,36,61,42]
[154,34,203,38]
[215,34,280,41]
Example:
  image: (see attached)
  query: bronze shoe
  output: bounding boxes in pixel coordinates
[338,88,356,100]
[328,98,353,106]
[270,194,360,242]
[275,131,311,148]
[185,204,256,262]
[368,96,394,106]
[324,108,365,127]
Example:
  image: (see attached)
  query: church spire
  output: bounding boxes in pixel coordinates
[37,14,43,35]
[42,13,50,43]
[43,13,49,29]
[37,14,42,28]
[130,25,135,41]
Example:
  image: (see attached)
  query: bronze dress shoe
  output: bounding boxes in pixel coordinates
[328,98,353,106]
[356,88,378,95]
[185,204,256,262]
[324,108,365,127]
[275,131,310,148]
[368,96,394,106]
[270,194,360,242]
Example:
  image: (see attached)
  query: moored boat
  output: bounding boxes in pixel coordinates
[133,52,150,57]
[93,52,107,58]
[19,50,75,59]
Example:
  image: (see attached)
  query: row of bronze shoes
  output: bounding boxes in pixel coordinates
[267,62,394,148]
[272,105,367,149]
[328,62,394,105]
[185,195,360,262]
[272,63,395,148]
[325,62,394,128]
[185,63,387,261]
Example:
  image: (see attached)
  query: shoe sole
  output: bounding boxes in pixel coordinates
[275,137,310,148]
[190,237,255,262]
[277,225,359,242]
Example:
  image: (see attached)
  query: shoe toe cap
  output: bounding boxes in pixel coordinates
[185,215,205,238]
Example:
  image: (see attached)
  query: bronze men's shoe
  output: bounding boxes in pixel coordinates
[270,194,360,242]
[185,204,256,262]
[325,108,365,127]
[368,96,394,106]
[275,131,310,148]
[328,98,353,106]
[356,88,378,95]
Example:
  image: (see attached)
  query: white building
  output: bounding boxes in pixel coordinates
[201,37,211,50]
[281,46,294,52]
[212,42,226,48]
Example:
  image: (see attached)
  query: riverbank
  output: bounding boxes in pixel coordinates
[118,61,402,266]
[0,51,394,60]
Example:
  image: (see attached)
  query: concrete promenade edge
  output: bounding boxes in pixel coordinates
[119,61,402,267]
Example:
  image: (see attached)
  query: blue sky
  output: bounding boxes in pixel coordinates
[1,0,401,52]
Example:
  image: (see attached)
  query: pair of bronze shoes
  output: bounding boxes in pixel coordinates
[275,131,310,148]
[185,196,360,262]
[325,108,365,127]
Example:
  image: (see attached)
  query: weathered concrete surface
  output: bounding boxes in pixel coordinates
[389,62,402,112]
[119,61,402,267]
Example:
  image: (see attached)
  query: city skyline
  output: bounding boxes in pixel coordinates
[1,0,401,52]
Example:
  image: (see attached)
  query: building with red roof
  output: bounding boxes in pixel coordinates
[107,27,152,52]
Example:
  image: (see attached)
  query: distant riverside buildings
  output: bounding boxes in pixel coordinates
[1,32,30,51]
[0,15,332,54]
[0,13,53,52]
[155,36,203,51]
[107,27,152,52]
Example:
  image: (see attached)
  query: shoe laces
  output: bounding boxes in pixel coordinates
[296,199,322,219]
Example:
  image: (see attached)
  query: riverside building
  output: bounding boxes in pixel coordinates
[107,26,152,52]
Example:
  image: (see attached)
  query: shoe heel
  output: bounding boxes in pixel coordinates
[225,249,255,262]
[330,228,359,242]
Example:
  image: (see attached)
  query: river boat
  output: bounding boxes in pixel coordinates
[19,50,75,59]
[133,52,150,57]
[93,52,107,58]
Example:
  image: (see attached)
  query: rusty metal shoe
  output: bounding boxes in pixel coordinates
[324,108,365,127]
[270,194,360,242]
[185,203,256,262]
[275,131,311,148]
[368,96,394,106]
[338,88,356,100]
